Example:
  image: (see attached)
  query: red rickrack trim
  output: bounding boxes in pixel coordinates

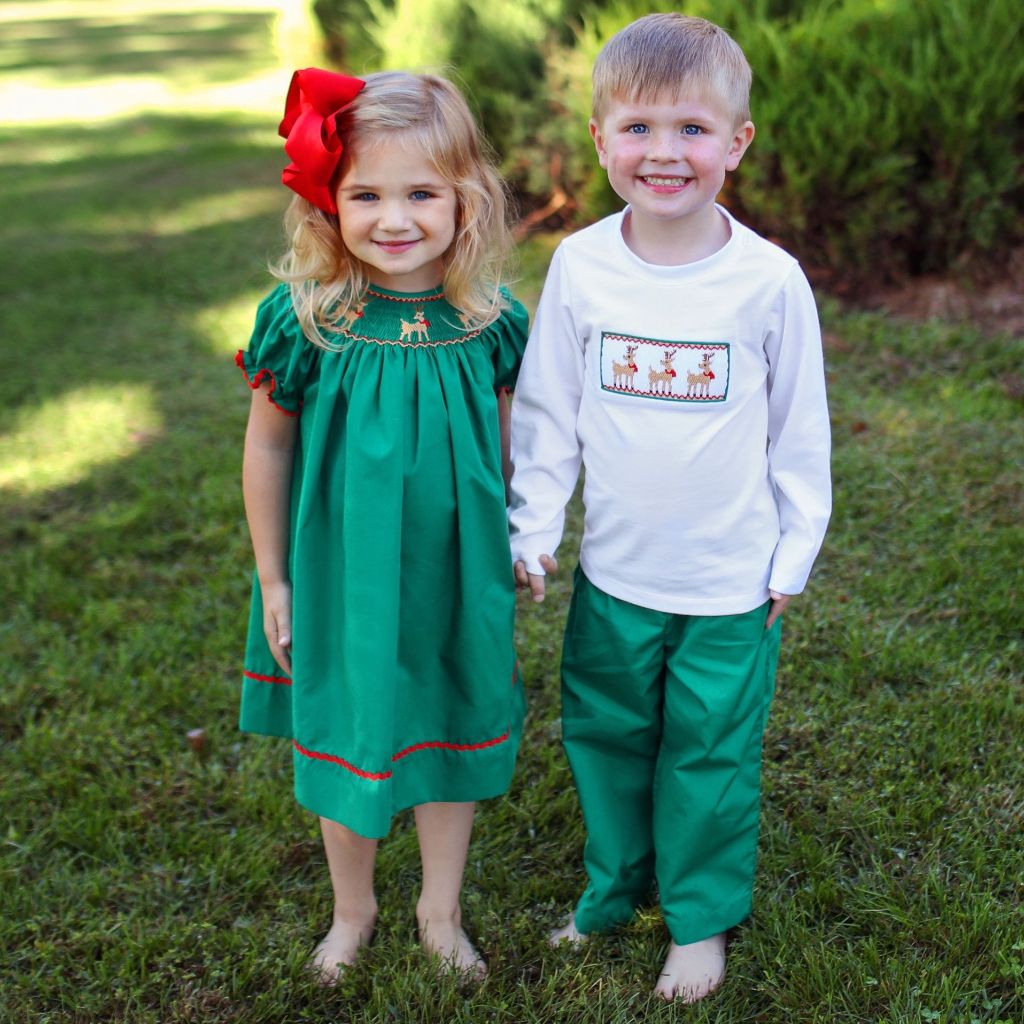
[392,728,510,763]
[366,288,445,304]
[243,669,292,686]
[293,740,393,781]
[235,350,300,417]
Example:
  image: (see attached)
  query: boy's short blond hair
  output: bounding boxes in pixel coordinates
[592,13,752,126]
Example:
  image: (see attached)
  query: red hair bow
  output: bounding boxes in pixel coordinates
[278,68,366,215]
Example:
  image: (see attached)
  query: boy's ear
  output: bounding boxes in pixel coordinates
[726,120,755,172]
[589,117,609,169]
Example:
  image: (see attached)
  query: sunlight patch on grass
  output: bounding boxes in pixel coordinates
[0,0,312,125]
[146,188,282,236]
[193,290,269,356]
[0,384,162,494]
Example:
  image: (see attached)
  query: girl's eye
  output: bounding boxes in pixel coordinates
[626,123,649,135]
[682,125,702,136]
[410,190,433,201]
[352,192,378,202]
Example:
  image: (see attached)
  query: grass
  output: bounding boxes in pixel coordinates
[2,3,1023,1022]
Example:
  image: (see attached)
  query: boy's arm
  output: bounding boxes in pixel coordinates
[509,247,585,600]
[764,265,833,599]
[243,385,298,674]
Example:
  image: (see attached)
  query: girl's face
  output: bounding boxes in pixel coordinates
[336,134,458,292]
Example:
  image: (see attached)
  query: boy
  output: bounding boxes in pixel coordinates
[508,13,831,1004]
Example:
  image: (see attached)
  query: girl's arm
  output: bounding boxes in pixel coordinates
[243,386,299,675]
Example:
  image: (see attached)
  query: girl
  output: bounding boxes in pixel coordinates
[236,68,527,983]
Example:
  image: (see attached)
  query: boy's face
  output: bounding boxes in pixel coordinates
[589,90,754,238]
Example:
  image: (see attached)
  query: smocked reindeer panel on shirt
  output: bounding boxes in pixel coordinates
[600,333,731,403]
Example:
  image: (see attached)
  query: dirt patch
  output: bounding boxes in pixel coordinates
[864,247,1024,338]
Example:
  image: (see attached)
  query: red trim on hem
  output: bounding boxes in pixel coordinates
[292,740,393,781]
[391,729,511,763]
[235,350,300,417]
[243,669,292,686]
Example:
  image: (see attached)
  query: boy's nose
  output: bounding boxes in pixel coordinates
[648,131,684,161]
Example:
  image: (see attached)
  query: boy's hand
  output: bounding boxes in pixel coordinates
[765,590,790,629]
[514,554,559,603]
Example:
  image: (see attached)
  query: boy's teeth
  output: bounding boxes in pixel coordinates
[644,176,686,185]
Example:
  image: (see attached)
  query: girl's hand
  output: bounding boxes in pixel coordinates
[513,554,558,603]
[765,590,790,629]
[261,579,293,675]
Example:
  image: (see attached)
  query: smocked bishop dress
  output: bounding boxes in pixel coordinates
[236,283,528,839]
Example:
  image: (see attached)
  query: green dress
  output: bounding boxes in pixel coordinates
[237,283,528,839]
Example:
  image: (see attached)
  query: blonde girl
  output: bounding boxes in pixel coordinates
[237,69,527,981]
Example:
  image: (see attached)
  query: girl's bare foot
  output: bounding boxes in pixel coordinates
[653,931,727,1003]
[418,914,487,981]
[308,915,376,985]
[548,913,589,947]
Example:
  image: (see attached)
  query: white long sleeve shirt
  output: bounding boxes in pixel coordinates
[509,207,832,615]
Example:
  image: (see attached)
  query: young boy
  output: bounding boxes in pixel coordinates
[508,13,831,1004]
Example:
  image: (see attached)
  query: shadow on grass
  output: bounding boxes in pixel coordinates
[0,109,288,698]
[1,9,276,83]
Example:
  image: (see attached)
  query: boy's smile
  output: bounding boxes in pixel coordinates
[590,92,754,261]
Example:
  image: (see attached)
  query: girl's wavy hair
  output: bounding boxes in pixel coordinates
[273,71,513,349]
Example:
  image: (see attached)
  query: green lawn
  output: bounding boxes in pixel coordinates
[2,4,1023,1023]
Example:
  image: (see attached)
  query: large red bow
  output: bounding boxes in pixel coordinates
[278,68,366,215]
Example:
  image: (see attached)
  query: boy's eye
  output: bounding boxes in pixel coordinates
[626,123,649,135]
[410,190,433,201]
[682,125,702,136]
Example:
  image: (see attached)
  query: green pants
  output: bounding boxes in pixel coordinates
[561,569,781,946]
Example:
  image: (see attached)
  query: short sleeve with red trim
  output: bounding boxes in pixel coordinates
[236,284,320,416]
[487,289,529,391]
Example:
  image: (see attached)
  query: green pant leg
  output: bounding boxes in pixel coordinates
[654,605,781,945]
[561,570,669,935]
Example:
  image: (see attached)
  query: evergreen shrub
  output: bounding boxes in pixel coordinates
[312,0,1023,286]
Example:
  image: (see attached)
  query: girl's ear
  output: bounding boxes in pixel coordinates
[589,118,609,169]
[725,120,755,171]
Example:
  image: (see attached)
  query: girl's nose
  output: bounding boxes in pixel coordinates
[377,200,411,231]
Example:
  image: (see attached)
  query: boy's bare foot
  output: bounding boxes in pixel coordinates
[418,915,487,981]
[548,913,589,947]
[308,915,376,985]
[653,931,727,1003]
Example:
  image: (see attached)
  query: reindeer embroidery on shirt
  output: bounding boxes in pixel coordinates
[686,351,716,397]
[648,350,678,394]
[612,344,640,389]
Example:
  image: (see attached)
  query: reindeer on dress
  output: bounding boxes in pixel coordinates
[686,351,716,397]
[340,301,365,331]
[648,349,678,394]
[399,309,431,342]
[612,344,640,389]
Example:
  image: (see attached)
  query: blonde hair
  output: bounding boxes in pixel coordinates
[273,71,513,348]
[592,14,752,126]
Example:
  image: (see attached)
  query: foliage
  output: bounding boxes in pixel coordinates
[317,0,1024,287]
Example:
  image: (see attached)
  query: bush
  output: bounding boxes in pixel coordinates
[313,0,1024,287]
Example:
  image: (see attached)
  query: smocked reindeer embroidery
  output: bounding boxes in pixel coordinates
[612,344,640,389]
[648,349,678,394]
[399,309,431,342]
[340,301,365,331]
[686,351,716,397]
